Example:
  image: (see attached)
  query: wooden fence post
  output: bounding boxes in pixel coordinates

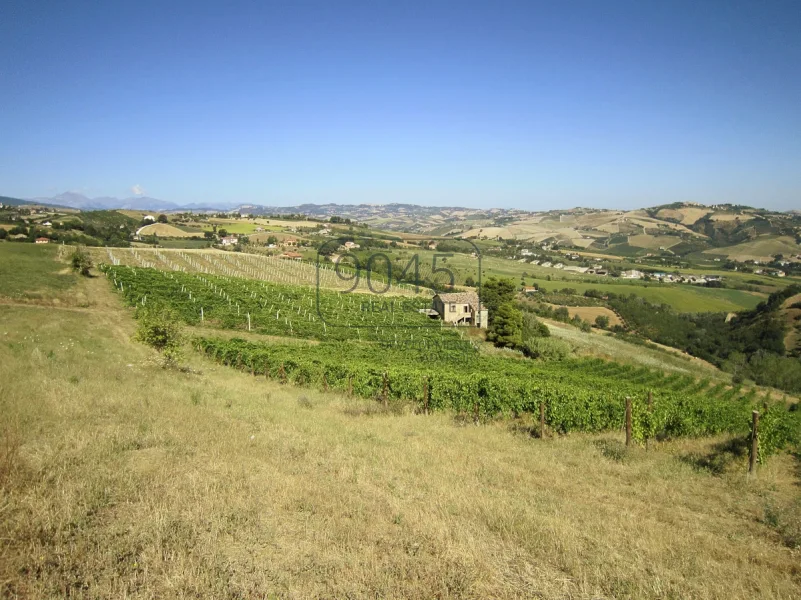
[279,363,286,384]
[382,372,389,407]
[625,397,632,447]
[646,390,653,451]
[749,410,760,476]
[539,402,545,439]
[423,376,429,415]
[264,360,270,379]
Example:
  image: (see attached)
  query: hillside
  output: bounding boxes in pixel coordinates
[1,244,800,599]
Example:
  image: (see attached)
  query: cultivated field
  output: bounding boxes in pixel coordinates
[137,223,201,238]
[703,236,801,262]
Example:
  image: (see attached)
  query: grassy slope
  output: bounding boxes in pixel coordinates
[2,247,800,598]
[0,243,78,303]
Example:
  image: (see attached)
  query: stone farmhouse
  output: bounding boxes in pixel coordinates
[432,291,488,328]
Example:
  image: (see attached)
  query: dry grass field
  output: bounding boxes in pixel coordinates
[703,236,801,263]
[137,223,201,238]
[1,247,800,599]
[627,234,683,249]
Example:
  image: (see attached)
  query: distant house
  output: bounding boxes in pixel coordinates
[541,261,553,268]
[432,291,487,328]
[35,237,49,244]
[220,235,239,246]
[42,221,52,227]
[343,241,360,250]
[553,263,564,269]
[428,242,438,250]
[522,286,539,294]
[621,270,644,279]
[281,238,298,247]
[280,251,303,260]
[143,215,156,222]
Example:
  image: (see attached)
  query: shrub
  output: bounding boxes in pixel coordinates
[134,306,183,364]
[70,248,93,276]
[595,315,610,329]
[522,337,572,361]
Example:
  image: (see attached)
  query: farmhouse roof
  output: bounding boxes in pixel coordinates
[436,291,480,308]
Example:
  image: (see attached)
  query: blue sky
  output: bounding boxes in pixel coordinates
[1,0,800,210]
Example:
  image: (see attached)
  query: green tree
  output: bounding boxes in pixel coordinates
[481,277,516,324]
[218,228,228,237]
[157,214,168,223]
[464,275,476,287]
[522,312,550,340]
[487,302,523,348]
[594,315,610,329]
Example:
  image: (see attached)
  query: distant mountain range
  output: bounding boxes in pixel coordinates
[16,192,474,218]
[24,192,237,212]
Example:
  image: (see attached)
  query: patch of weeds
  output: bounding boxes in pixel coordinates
[297,395,314,409]
[594,439,629,462]
[764,501,801,549]
[68,375,80,385]
[679,436,748,476]
[190,389,204,406]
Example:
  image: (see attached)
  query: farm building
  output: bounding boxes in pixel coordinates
[280,251,303,260]
[432,291,488,328]
[220,235,239,246]
[35,237,50,244]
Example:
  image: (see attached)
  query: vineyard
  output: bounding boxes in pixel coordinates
[190,336,800,461]
[94,247,423,295]
[101,264,464,345]
[100,262,801,462]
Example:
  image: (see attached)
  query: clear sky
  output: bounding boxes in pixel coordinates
[1,0,800,210]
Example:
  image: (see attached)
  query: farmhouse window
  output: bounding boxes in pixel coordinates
[450,304,456,312]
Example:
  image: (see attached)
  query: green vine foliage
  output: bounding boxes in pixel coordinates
[193,336,801,458]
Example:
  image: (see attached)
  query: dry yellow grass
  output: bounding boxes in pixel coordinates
[137,223,199,238]
[552,304,623,327]
[676,207,711,225]
[627,234,682,249]
[1,267,800,598]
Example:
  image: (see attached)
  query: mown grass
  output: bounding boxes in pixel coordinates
[0,262,800,598]
[0,243,77,303]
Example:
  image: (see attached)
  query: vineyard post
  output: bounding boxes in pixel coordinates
[646,390,653,451]
[382,372,389,408]
[247,313,251,331]
[539,402,545,439]
[423,376,429,414]
[625,397,632,447]
[748,410,759,476]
